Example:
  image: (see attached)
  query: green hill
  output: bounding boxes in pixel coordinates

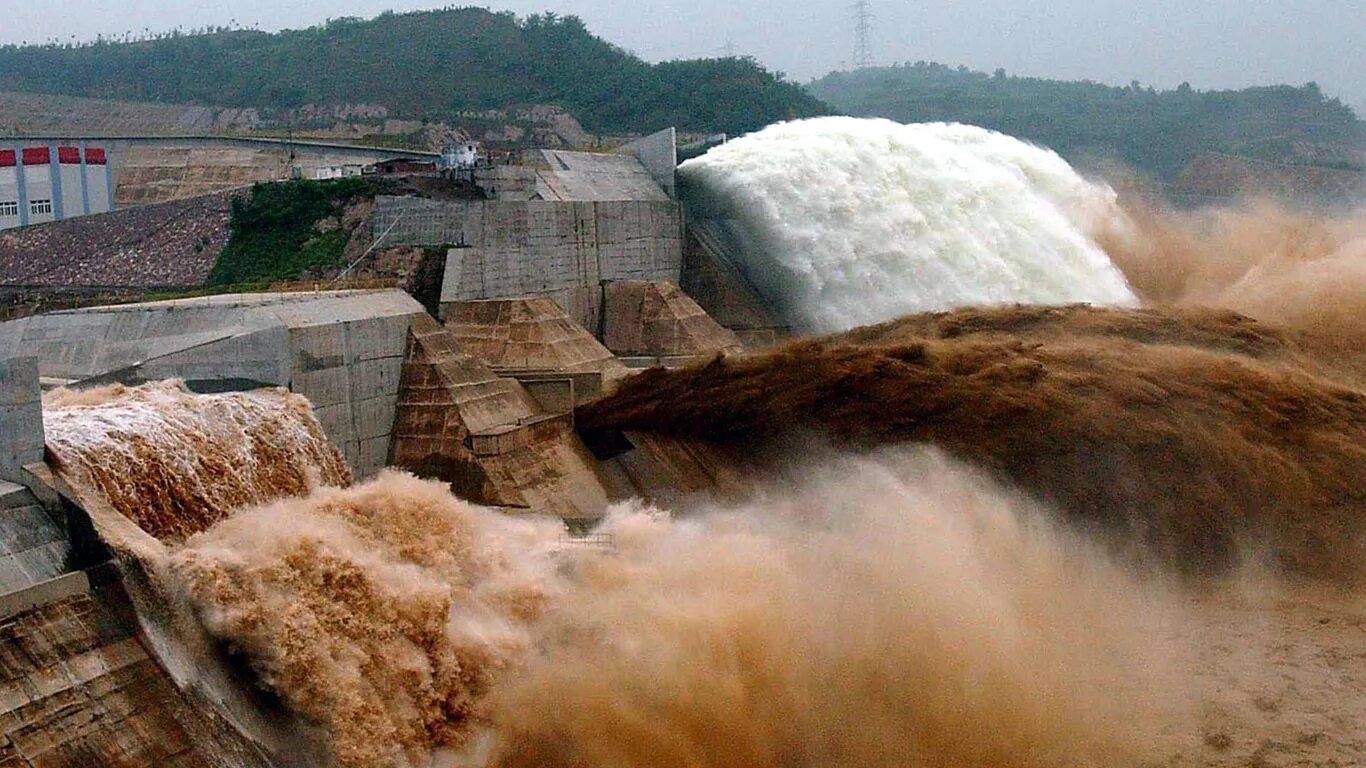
[0,8,826,137]
[808,63,1366,179]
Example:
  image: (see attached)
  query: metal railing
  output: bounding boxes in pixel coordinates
[556,531,615,549]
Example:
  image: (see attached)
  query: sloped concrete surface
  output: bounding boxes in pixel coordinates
[389,315,619,518]
[682,219,789,347]
[443,297,622,374]
[601,280,742,358]
[533,150,671,202]
[0,578,279,768]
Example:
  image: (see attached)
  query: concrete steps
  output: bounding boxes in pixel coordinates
[0,480,34,509]
[0,480,72,595]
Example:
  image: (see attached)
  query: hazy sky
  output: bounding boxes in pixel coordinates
[5,1,1364,110]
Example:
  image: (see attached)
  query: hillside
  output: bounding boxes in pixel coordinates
[0,8,826,138]
[808,63,1366,181]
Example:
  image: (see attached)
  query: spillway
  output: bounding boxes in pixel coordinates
[680,117,1137,332]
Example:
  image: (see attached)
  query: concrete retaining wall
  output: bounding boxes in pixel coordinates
[0,358,44,488]
[370,197,683,327]
[619,128,678,199]
[0,482,70,595]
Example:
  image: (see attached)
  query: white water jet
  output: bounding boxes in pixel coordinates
[679,117,1137,332]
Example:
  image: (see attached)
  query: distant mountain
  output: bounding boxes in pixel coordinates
[0,8,827,138]
[808,63,1366,180]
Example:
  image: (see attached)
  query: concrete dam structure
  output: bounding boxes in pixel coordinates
[374,195,684,330]
[0,125,775,766]
[368,129,782,346]
[0,282,747,766]
[0,110,1358,768]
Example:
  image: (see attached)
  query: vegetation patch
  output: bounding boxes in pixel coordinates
[209,178,373,285]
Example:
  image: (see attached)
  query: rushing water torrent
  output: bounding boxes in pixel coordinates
[679,117,1137,332]
[43,381,351,541]
[172,455,1183,768]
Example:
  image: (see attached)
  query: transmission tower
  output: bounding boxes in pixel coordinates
[851,0,874,69]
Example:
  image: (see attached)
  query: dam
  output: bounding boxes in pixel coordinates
[0,117,1360,768]
[0,293,748,763]
[0,123,782,765]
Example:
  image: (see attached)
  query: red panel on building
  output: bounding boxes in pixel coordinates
[57,146,81,164]
[0,150,14,168]
[22,147,50,165]
[84,147,107,165]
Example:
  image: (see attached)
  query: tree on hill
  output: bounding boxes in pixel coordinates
[807,62,1366,179]
[0,8,827,137]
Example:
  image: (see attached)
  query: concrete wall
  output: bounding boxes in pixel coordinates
[277,300,411,477]
[0,291,425,480]
[0,578,281,768]
[600,279,742,358]
[473,147,671,203]
[0,357,44,488]
[391,315,622,519]
[370,196,683,327]
[681,220,790,346]
[618,128,678,199]
[473,165,540,201]
[0,482,70,595]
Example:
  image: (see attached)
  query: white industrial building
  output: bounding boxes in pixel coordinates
[0,142,114,231]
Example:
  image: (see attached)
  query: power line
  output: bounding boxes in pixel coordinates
[851,0,874,69]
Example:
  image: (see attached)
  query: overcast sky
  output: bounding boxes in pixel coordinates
[5,0,1364,110]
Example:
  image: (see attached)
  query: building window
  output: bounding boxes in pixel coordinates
[30,199,52,215]
[0,201,18,217]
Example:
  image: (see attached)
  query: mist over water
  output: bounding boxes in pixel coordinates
[172,453,1182,768]
[1100,199,1366,351]
[42,383,1184,766]
[679,117,1137,332]
[171,472,566,768]
[478,450,1183,768]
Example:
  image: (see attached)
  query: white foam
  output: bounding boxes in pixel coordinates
[680,117,1137,332]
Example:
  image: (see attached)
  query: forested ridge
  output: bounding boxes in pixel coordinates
[0,7,827,137]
